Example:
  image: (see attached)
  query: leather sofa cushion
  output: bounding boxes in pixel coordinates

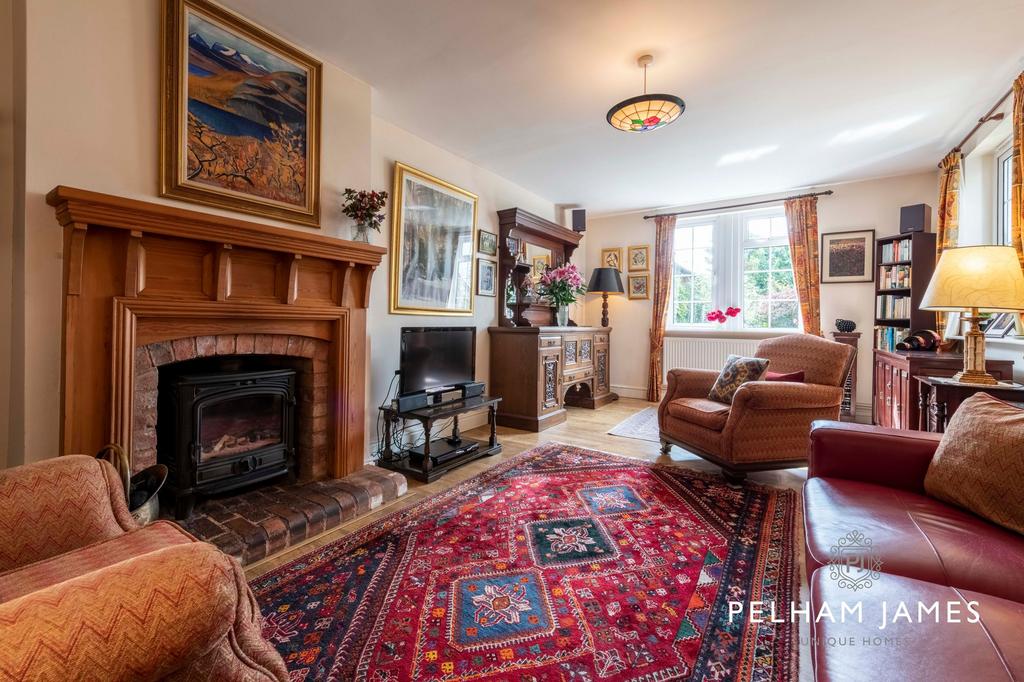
[925,393,1024,535]
[666,398,731,431]
[0,521,196,602]
[810,570,1024,681]
[804,477,1024,603]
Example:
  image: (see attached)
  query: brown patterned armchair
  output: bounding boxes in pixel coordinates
[658,334,855,482]
[0,455,287,681]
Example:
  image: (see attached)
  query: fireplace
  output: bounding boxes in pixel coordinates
[158,358,298,518]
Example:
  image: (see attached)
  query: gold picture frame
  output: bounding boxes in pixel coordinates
[628,274,650,300]
[389,162,478,316]
[628,245,650,272]
[160,0,322,226]
[601,247,623,271]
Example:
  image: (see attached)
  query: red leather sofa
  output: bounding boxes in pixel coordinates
[803,421,1024,681]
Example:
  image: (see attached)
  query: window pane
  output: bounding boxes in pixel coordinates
[770,269,796,297]
[674,276,692,304]
[744,300,769,328]
[693,301,714,323]
[744,271,769,298]
[770,245,792,270]
[692,224,714,248]
[692,247,713,274]
[771,300,799,329]
[675,226,693,249]
[693,273,712,300]
[744,247,769,271]
[674,249,693,274]
[747,218,771,240]
[770,216,789,238]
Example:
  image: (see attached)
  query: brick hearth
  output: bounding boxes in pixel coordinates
[181,466,407,565]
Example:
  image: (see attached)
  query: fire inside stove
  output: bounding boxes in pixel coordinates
[199,394,284,461]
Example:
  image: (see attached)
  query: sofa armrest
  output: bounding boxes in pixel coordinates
[0,455,137,573]
[731,381,843,410]
[808,421,942,493]
[0,543,287,681]
[659,368,720,423]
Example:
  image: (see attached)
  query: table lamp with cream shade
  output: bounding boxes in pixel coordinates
[920,245,1024,385]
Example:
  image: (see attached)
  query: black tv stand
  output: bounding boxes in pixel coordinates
[377,395,502,483]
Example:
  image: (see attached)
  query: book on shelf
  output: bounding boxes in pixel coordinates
[878,264,911,289]
[875,294,911,319]
[880,238,912,263]
[874,325,909,352]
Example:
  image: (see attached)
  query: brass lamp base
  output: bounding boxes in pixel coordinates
[955,308,999,385]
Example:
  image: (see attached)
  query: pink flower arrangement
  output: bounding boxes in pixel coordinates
[537,263,587,306]
[706,306,741,324]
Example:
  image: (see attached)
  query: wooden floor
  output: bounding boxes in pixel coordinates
[245,397,807,579]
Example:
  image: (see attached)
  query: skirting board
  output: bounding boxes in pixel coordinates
[612,384,653,401]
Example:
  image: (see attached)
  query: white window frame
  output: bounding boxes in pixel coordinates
[995,140,1013,246]
[667,206,801,333]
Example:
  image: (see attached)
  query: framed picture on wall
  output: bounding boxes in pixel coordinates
[160,0,322,226]
[478,229,498,257]
[389,162,478,315]
[601,247,623,271]
[627,274,649,300]
[820,229,875,283]
[628,245,650,272]
[477,259,497,297]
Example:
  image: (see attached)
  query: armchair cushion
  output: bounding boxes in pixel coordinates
[707,354,770,404]
[730,381,842,411]
[0,455,137,573]
[666,398,731,430]
[754,334,853,387]
[0,521,195,602]
[765,370,804,382]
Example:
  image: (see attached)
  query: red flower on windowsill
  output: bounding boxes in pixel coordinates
[706,306,741,324]
[725,306,741,317]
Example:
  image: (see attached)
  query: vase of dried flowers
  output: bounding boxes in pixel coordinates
[341,188,387,243]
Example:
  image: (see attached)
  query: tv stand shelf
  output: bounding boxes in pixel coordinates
[377,395,502,482]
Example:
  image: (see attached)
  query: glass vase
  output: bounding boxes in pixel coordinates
[351,224,371,243]
[556,305,569,327]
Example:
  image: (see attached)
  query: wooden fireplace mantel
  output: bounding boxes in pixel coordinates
[47,186,385,478]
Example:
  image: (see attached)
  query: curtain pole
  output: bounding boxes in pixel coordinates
[642,190,833,221]
[938,88,1013,166]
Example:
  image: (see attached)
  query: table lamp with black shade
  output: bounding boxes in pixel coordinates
[920,245,1024,385]
[587,267,625,327]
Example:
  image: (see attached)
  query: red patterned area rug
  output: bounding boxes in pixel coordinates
[251,443,800,681]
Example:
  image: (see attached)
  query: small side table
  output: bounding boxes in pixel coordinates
[915,376,1024,433]
[377,395,503,482]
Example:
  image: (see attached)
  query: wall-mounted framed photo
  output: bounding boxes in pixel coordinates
[477,259,497,297]
[601,247,623,271]
[627,274,650,300]
[389,162,478,315]
[628,245,650,272]
[820,229,875,283]
[160,0,322,226]
[477,229,497,257]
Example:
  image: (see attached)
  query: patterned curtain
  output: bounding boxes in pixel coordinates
[1012,73,1024,270]
[783,196,822,336]
[647,214,677,402]
[936,150,962,335]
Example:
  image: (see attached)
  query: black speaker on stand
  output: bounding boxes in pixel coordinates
[572,209,586,233]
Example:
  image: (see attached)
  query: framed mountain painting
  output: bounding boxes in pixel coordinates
[161,0,322,226]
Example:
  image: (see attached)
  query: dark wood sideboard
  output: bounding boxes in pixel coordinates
[488,326,615,431]
[872,349,1014,429]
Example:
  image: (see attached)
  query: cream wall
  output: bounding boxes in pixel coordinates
[365,117,556,456]
[0,0,18,469]
[583,171,940,410]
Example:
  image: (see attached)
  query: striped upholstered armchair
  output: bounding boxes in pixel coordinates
[0,455,287,680]
[658,334,855,482]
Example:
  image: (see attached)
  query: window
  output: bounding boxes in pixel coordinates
[996,145,1013,246]
[668,207,800,331]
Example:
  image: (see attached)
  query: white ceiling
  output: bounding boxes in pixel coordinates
[222,0,1024,215]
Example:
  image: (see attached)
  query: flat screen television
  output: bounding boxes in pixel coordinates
[399,327,476,396]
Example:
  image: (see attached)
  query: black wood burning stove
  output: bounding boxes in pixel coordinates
[158,368,296,518]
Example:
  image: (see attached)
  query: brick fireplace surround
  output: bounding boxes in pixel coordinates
[48,187,403,562]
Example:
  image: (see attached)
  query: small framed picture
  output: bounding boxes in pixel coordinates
[476,258,497,297]
[627,274,649,300]
[943,311,962,339]
[628,245,650,272]
[601,247,623,271]
[821,229,875,283]
[505,236,521,259]
[531,254,550,278]
[478,229,498,257]
[985,312,1015,338]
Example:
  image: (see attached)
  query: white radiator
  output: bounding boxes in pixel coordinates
[662,337,760,373]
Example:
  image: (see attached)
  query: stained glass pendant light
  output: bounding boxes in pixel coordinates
[606,55,685,132]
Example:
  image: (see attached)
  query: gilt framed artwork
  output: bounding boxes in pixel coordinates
[390,162,478,315]
[628,274,650,299]
[820,229,874,283]
[601,247,623,271]
[161,0,322,226]
[628,245,650,272]
[477,229,498,257]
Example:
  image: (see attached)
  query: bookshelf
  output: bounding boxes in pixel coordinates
[872,232,937,352]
